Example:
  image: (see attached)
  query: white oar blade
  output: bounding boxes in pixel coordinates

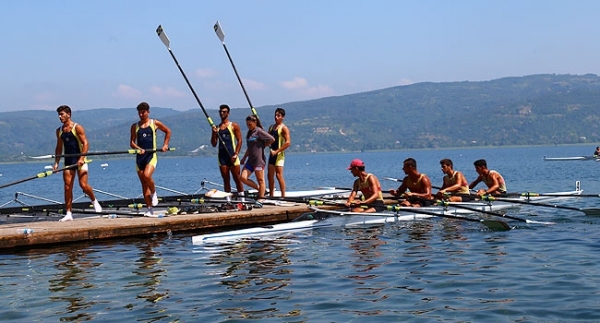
[29,155,53,159]
[156,25,170,48]
[214,20,225,43]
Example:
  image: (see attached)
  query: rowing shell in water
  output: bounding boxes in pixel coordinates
[543,155,599,161]
[192,219,335,244]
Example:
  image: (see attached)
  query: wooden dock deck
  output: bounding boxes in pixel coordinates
[0,204,314,250]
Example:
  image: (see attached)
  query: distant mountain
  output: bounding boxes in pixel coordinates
[1,74,599,162]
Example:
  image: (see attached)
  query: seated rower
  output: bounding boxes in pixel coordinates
[436,158,472,202]
[389,158,433,207]
[468,159,507,197]
[345,159,385,212]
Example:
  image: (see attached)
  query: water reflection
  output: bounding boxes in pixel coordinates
[130,236,168,304]
[48,246,101,321]
[202,238,298,320]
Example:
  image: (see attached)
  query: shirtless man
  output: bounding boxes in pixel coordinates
[435,158,471,202]
[468,159,507,197]
[389,158,433,207]
[344,159,385,212]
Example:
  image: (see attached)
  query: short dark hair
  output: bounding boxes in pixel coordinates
[275,107,285,117]
[440,158,453,168]
[403,157,417,169]
[56,105,71,115]
[219,104,230,112]
[136,102,150,111]
[474,159,487,168]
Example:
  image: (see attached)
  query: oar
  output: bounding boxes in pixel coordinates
[384,205,511,231]
[156,25,234,156]
[508,192,600,198]
[0,164,78,189]
[30,148,176,160]
[435,200,554,225]
[482,196,600,216]
[213,21,263,128]
[307,200,510,230]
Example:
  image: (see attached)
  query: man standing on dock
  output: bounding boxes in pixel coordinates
[211,104,244,194]
[267,108,291,198]
[53,105,102,222]
[130,102,171,216]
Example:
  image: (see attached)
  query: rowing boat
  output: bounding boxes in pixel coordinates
[543,155,599,161]
[191,184,585,244]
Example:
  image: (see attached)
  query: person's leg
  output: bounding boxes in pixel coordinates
[267,164,276,197]
[240,167,258,190]
[77,166,102,212]
[60,169,76,221]
[255,168,266,198]
[275,165,286,197]
[230,164,244,193]
[219,165,231,192]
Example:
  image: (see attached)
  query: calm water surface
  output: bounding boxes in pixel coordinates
[0,146,599,322]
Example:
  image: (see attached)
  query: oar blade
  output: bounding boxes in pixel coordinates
[156,25,170,48]
[29,154,54,159]
[583,208,600,216]
[214,20,225,42]
[481,220,512,231]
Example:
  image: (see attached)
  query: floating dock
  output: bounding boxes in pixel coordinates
[0,204,314,250]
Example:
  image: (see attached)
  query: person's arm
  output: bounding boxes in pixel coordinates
[389,178,408,197]
[154,120,171,151]
[442,172,466,194]
[210,125,218,147]
[258,128,275,148]
[481,174,501,195]
[345,180,359,207]
[130,123,141,151]
[412,175,432,199]
[232,122,243,160]
[469,176,482,190]
[53,128,62,170]
[74,124,89,166]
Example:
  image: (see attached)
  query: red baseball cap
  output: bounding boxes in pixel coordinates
[347,158,365,170]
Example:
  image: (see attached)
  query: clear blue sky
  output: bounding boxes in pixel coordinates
[3,0,600,112]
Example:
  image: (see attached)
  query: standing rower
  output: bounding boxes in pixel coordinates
[130,102,171,216]
[53,105,102,222]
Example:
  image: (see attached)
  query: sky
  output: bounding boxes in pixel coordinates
[3,0,600,113]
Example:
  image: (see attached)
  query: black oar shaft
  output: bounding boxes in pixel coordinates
[0,165,77,189]
[157,25,234,157]
[214,21,262,128]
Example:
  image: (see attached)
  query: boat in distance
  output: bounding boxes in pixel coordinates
[543,155,600,161]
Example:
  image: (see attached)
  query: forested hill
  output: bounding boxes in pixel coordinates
[1,74,599,162]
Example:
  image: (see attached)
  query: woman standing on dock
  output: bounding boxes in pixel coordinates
[240,115,275,200]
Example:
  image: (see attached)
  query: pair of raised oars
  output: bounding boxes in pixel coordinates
[383,176,600,216]
[156,21,262,159]
[0,149,175,190]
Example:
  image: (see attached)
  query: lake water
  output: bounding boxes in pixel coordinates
[1,145,600,322]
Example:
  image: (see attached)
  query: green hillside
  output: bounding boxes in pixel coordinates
[1,74,599,162]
